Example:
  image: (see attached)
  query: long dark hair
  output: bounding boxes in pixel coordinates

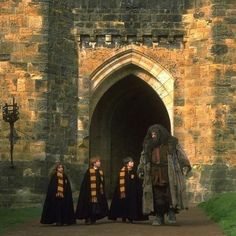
[143,124,170,146]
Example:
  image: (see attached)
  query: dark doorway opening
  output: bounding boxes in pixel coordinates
[90,74,170,196]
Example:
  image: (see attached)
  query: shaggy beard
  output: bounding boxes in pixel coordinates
[144,137,161,153]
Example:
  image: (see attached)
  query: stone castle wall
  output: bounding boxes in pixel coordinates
[0,0,49,207]
[0,0,236,206]
[183,0,236,201]
[0,0,48,161]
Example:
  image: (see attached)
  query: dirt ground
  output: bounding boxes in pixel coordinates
[2,206,225,236]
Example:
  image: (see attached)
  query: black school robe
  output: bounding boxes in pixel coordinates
[109,168,148,221]
[40,174,76,225]
[75,168,109,220]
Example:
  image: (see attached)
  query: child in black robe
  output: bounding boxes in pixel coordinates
[40,163,76,226]
[75,156,109,224]
[109,157,148,223]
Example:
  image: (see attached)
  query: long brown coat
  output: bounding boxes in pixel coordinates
[137,144,191,215]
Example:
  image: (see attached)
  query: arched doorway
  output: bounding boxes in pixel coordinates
[89,46,174,196]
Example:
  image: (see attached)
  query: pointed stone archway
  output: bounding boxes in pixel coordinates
[89,46,175,196]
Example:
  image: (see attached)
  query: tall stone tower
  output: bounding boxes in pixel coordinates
[0,0,236,206]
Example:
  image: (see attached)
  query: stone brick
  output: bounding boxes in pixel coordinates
[0,54,10,61]
[0,42,14,54]
[175,98,185,106]
[212,24,234,40]
[212,6,226,17]
[35,80,47,92]
[211,44,228,55]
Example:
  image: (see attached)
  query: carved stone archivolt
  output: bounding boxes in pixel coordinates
[88,45,175,131]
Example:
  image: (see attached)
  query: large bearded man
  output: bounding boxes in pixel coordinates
[137,124,191,225]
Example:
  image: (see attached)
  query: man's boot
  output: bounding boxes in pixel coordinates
[168,209,176,224]
[152,214,164,226]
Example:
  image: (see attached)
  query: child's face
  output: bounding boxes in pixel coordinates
[57,165,64,173]
[94,160,101,168]
[127,161,134,169]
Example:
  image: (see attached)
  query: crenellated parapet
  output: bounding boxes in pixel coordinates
[73,7,185,49]
[77,33,184,49]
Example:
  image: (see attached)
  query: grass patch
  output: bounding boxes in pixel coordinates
[199,192,236,236]
[0,207,41,235]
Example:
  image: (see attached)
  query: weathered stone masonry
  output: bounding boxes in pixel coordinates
[0,0,236,206]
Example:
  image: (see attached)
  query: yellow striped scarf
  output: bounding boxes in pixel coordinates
[119,167,126,199]
[56,172,64,198]
[89,168,104,203]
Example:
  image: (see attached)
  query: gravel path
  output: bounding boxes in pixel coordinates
[2,206,225,236]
